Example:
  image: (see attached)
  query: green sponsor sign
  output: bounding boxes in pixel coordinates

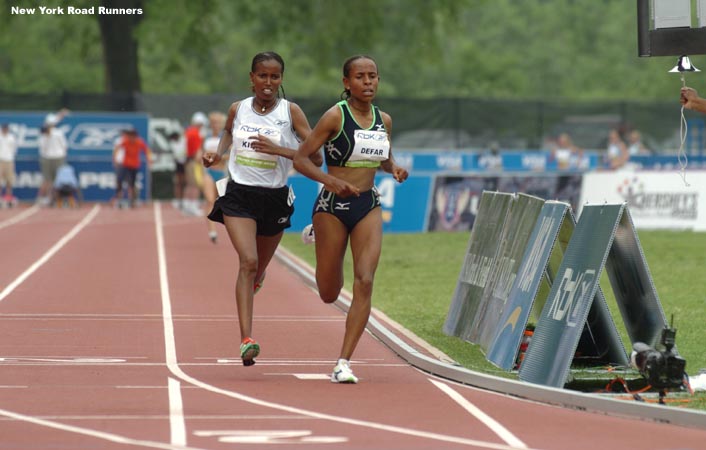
[487,201,571,370]
[520,204,632,387]
[472,194,545,351]
[443,191,513,339]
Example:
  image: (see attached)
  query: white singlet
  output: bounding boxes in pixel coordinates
[229,97,300,188]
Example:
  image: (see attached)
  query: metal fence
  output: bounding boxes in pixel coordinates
[1,91,703,154]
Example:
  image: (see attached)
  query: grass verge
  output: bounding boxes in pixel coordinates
[280,230,706,410]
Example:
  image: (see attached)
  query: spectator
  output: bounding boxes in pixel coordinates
[112,127,128,187]
[0,123,18,207]
[478,141,503,171]
[112,127,152,208]
[550,133,582,171]
[52,163,82,208]
[37,109,69,206]
[604,129,629,170]
[627,130,650,156]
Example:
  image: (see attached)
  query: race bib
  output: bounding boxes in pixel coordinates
[234,124,281,169]
[215,177,229,197]
[346,129,389,168]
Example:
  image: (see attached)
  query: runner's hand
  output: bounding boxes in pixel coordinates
[203,152,221,167]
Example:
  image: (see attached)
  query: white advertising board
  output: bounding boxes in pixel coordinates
[579,170,706,231]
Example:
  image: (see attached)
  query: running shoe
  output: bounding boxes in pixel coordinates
[209,230,217,244]
[331,359,358,384]
[254,271,266,294]
[240,337,260,366]
[301,224,315,244]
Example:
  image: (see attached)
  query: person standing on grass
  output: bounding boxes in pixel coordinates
[202,51,322,367]
[293,55,408,383]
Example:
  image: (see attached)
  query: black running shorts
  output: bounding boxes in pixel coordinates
[208,181,294,236]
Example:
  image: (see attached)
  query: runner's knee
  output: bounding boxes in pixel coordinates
[317,282,343,304]
[238,256,258,277]
[353,274,374,297]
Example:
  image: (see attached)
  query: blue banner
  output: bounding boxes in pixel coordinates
[395,150,602,173]
[0,111,150,201]
[287,174,432,233]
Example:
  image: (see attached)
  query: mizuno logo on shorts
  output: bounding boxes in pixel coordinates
[334,202,350,210]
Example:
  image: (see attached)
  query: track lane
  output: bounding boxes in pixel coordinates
[0,204,176,448]
[0,203,704,449]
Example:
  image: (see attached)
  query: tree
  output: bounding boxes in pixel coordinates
[0,0,702,99]
[97,0,144,93]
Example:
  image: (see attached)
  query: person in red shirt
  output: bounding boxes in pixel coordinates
[113,127,152,208]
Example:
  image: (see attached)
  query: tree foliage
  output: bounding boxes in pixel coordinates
[0,0,702,100]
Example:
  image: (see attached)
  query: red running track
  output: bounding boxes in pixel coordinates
[0,203,705,449]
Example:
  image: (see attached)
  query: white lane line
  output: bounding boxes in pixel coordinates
[262,374,332,380]
[0,205,206,450]
[0,414,308,421]
[0,313,343,323]
[0,407,203,450]
[430,379,528,449]
[153,202,533,450]
[0,204,40,230]
[0,204,100,303]
[168,377,187,446]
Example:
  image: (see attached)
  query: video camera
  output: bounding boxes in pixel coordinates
[630,325,686,390]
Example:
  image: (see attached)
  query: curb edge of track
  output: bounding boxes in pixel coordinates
[275,246,706,431]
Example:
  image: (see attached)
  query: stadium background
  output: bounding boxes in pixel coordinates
[2,90,705,233]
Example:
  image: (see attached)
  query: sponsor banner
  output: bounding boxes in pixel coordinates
[148,117,183,172]
[395,150,600,172]
[0,111,150,201]
[443,191,514,340]
[0,111,149,157]
[487,201,571,370]
[630,154,706,170]
[13,159,146,202]
[428,174,583,231]
[519,204,628,388]
[287,173,432,233]
[428,176,496,231]
[471,194,546,351]
[579,170,706,231]
[605,207,669,349]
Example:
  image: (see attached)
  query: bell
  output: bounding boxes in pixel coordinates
[669,55,700,73]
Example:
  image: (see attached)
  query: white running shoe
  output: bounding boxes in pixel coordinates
[331,359,358,384]
[301,224,316,244]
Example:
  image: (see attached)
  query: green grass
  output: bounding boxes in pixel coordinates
[280,230,706,409]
